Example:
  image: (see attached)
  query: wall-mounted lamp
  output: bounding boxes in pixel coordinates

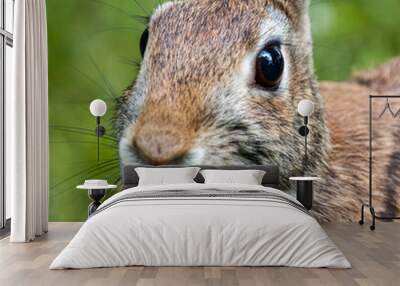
[297,99,315,175]
[90,99,107,161]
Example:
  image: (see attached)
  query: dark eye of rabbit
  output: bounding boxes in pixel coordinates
[140,28,149,57]
[255,45,284,90]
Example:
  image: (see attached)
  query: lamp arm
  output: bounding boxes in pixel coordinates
[97,117,100,162]
[297,116,309,176]
[304,128,308,176]
[95,116,106,162]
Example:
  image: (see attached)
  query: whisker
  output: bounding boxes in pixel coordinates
[90,26,142,35]
[107,170,123,185]
[50,125,94,133]
[113,110,132,123]
[50,159,120,190]
[281,38,349,55]
[88,54,119,100]
[51,127,98,137]
[118,58,142,70]
[82,163,120,182]
[50,140,118,149]
[113,176,122,186]
[51,126,119,143]
[50,159,102,167]
[71,65,113,99]
[131,0,151,16]
[90,0,150,25]
[50,163,121,198]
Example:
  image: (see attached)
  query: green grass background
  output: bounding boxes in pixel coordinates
[47,0,400,221]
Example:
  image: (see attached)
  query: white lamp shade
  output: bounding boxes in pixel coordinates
[90,99,107,117]
[297,99,314,117]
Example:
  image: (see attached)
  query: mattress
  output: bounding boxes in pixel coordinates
[50,183,350,269]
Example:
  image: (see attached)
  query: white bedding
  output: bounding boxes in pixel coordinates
[50,183,350,269]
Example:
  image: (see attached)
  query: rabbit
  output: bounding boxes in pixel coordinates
[318,58,400,222]
[114,0,400,222]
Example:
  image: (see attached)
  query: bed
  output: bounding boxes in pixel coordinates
[50,165,350,269]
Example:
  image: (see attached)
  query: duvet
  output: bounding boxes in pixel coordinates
[50,183,351,269]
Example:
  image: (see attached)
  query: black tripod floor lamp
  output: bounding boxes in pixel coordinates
[89,99,107,162]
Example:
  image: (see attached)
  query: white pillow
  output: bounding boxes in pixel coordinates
[135,167,200,186]
[200,169,266,185]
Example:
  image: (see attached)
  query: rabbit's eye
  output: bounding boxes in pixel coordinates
[140,28,149,57]
[255,45,284,90]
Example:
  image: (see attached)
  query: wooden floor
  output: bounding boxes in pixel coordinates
[0,222,399,286]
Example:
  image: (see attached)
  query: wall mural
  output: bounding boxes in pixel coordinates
[48,0,400,222]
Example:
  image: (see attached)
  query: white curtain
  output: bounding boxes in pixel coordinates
[8,0,49,242]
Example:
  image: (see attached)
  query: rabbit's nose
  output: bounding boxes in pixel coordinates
[134,125,190,165]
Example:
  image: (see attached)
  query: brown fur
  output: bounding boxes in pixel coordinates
[317,58,400,221]
[115,0,400,222]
